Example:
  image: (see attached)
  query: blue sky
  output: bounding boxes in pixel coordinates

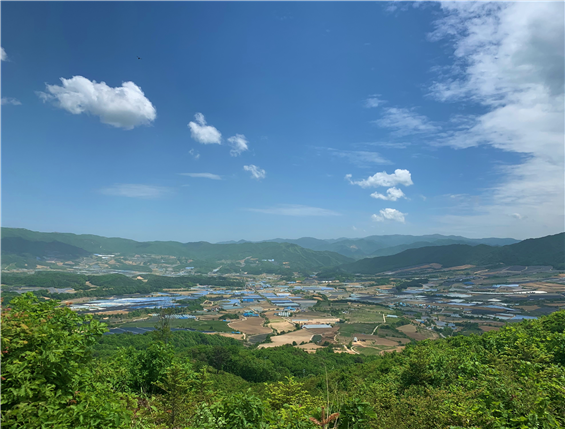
[2,2,563,242]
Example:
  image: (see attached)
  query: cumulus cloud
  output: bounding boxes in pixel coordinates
[370,187,406,201]
[345,169,413,188]
[372,208,406,223]
[1,97,21,106]
[37,76,156,130]
[426,2,564,238]
[373,107,438,136]
[188,113,222,144]
[227,134,249,156]
[179,173,221,180]
[99,184,172,199]
[243,164,266,180]
[1,47,7,61]
[248,204,341,217]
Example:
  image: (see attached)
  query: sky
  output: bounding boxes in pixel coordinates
[1,1,563,243]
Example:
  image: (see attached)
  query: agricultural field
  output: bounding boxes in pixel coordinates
[396,323,439,341]
[258,329,313,349]
[228,316,272,336]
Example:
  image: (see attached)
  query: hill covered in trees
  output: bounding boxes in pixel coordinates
[252,234,519,259]
[2,292,564,428]
[1,228,352,271]
[340,232,565,274]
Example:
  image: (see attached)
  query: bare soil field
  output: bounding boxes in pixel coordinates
[229,317,272,336]
[528,282,565,292]
[354,335,408,347]
[258,329,313,348]
[295,343,323,353]
[204,332,245,340]
[269,321,296,333]
[397,324,439,341]
[97,310,129,315]
[381,346,405,355]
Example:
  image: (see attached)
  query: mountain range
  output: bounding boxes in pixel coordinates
[339,232,565,274]
[2,228,562,273]
[218,235,520,258]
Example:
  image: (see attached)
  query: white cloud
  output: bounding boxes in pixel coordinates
[243,164,266,180]
[426,2,564,238]
[370,187,406,201]
[372,208,406,223]
[188,113,222,144]
[188,149,200,160]
[1,97,21,106]
[345,169,413,188]
[37,76,156,130]
[99,184,172,199]
[248,204,341,217]
[373,107,438,136]
[324,148,391,166]
[365,95,385,108]
[1,47,7,61]
[227,134,249,156]
[179,173,221,180]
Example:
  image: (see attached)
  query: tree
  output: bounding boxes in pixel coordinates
[1,293,129,428]
[154,307,174,344]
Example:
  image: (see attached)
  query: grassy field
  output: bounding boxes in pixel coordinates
[338,323,378,336]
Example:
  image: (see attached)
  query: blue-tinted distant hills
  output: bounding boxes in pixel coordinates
[234,234,520,259]
[339,233,565,274]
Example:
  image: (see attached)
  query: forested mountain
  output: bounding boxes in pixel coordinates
[340,232,565,273]
[1,228,352,270]
[260,234,520,258]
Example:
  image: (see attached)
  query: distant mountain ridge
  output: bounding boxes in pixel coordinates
[339,233,565,273]
[221,234,520,258]
[1,228,351,271]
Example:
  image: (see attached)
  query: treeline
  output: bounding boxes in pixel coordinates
[1,272,245,303]
[2,292,564,428]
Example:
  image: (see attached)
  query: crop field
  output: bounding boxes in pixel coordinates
[338,323,378,337]
[228,316,272,336]
[258,329,313,348]
[269,321,296,333]
[396,324,439,341]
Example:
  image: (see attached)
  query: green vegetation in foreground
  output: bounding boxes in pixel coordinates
[340,232,565,273]
[2,292,564,428]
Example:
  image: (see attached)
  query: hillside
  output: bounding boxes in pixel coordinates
[262,234,520,258]
[1,228,351,270]
[341,232,565,274]
[3,292,564,428]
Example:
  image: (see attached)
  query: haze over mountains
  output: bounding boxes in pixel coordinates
[2,227,563,273]
[220,235,520,258]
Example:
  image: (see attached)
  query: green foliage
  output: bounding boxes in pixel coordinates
[192,392,268,429]
[342,232,565,273]
[3,287,565,429]
[0,293,129,428]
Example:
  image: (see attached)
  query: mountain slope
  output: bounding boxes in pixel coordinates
[1,228,352,270]
[262,234,520,258]
[340,232,565,273]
